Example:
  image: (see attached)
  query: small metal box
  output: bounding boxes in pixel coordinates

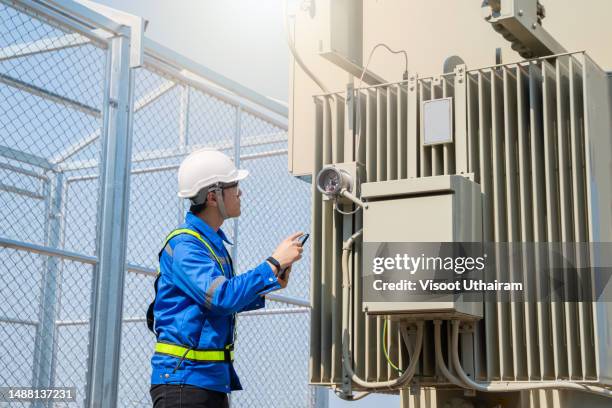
[361,175,483,319]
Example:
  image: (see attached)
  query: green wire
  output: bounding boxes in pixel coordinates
[382,318,404,374]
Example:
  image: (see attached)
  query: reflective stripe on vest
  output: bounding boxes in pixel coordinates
[155,341,234,362]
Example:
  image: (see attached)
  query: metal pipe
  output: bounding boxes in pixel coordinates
[56,307,309,328]
[0,32,89,62]
[50,170,72,390]
[32,172,64,399]
[0,162,48,180]
[0,72,101,117]
[0,317,38,326]
[134,81,177,112]
[239,307,310,317]
[265,292,310,308]
[449,321,612,397]
[52,129,101,165]
[126,263,157,277]
[341,229,424,390]
[65,149,288,183]
[340,188,368,209]
[56,317,146,327]
[238,149,287,161]
[86,34,134,408]
[53,82,177,165]
[0,245,312,318]
[59,132,287,173]
[232,106,242,265]
[0,182,44,200]
[0,0,120,45]
[0,237,97,264]
[0,145,54,171]
[122,262,311,308]
[143,38,288,120]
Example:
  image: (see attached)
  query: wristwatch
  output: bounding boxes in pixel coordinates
[266,256,281,275]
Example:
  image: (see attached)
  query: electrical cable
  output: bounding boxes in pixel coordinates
[382,318,404,374]
[449,320,612,397]
[283,0,328,93]
[358,43,408,89]
[432,320,471,389]
[341,229,425,391]
[354,43,409,167]
[333,200,362,216]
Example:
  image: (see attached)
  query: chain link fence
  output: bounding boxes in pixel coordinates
[0,2,318,407]
[0,2,106,407]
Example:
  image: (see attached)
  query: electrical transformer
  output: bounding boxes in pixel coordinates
[289,1,612,407]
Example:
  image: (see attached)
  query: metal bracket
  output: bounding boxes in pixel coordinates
[341,366,352,396]
[481,0,565,58]
[74,0,148,67]
[346,83,354,133]
[458,321,476,334]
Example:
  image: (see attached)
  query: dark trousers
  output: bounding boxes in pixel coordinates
[150,384,229,408]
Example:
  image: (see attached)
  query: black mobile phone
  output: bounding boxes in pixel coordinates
[279,233,310,279]
[298,233,310,246]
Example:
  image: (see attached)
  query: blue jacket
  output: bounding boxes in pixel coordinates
[150,212,281,393]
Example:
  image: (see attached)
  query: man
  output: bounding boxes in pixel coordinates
[148,148,303,407]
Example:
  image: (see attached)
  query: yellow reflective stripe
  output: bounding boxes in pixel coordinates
[162,228,225,276]
[155,342,234,361]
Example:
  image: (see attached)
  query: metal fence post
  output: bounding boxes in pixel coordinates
[31,172,63,407]
[232,105,242,263]
[227,105,241,408]
[85,33,135,408]
[177,85,190,224]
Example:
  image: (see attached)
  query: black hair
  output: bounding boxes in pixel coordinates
[189,201,207,215]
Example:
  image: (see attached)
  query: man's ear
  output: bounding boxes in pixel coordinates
[206,191,218,208]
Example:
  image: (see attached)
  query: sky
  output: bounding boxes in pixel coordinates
[96,0,291,104]
[90,1,399,406]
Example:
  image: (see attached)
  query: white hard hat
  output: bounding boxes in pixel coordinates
[177,148,249,199]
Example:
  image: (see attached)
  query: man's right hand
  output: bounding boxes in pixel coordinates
[277,266,291,289]
[271,231,304,270]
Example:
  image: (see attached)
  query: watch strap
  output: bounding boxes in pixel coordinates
[266,256,281,275]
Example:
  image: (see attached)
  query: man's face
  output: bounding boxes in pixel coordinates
[221,183,242,218]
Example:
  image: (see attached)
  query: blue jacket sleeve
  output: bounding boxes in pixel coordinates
[171,238,280,315]
[238,296,266,313]
[238,270,286,312]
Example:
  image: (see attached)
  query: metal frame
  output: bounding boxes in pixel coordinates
[57,131,288,173]
[31,173,64,403]
[0,1,312,407]
[85,33,134,408]
[143,38,288,119]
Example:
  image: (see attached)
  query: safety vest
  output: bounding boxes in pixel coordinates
[146,228,236,363]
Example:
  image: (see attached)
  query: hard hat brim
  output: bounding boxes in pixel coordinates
[235,169,249,182]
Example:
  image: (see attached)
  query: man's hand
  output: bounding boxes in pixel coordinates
[271,232,304,269]
[277,266,291,288]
